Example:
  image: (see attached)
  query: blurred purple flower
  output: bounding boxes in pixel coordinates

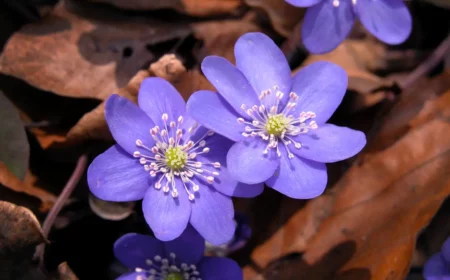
[187,32,366,199]
[88,77,264,245]
[114,226,242,280]
[286,0,412,54]
[423,236,450,280]
[205,212,252,257]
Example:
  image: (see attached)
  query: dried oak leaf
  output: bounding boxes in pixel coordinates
[64,54,213,145]
[0,162,57,211]
[247,75,450,279]
[84,0,244,17]
[0,0,191,100]
[192,20,261,63]
[0,201,47,280]
[245,0,304,37]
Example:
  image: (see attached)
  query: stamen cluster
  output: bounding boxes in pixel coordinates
[135,252,201,280]
[133,114,221,201]
[237,87,318,159]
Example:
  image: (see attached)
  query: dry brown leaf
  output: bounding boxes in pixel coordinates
[0,201,47,280]
[0,0,190,100]
[85,0,243,16]
[181,0,244,16]
[300,40,388,94]
[192,20,261,63]
[56,262,79,280]
[246,75,450,279]
[0,162,57,211]
[245,0,304,37]
[63,54,213,145]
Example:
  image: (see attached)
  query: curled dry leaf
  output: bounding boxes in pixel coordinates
[244,0,304,37]
[85,0,243,16]
[192,20,261,63]
[0,201,47,280]
[0,91,30,180]
[0,0,191,100]
[65,54,213,145]
[0,162,57,211]
[247,73,450,279]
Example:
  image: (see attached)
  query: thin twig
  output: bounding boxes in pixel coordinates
[400,33,450,90]
[34,154,88,269]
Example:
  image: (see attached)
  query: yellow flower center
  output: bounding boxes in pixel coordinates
[265,114,289,136]
[166,273,183,280]
[165,147,187,171]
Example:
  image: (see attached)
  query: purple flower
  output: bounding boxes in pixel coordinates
[205,212,252,256]
[423,237,450,280]
[88,77,264,245]
[114,226,242,280]
[187,32,366,199]
[286,0,412,54]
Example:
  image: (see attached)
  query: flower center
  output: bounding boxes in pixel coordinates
[265,114,288,136]
[133,114,221,201]
[135,253,201,280]
[165,147,187,171]
[166,273,183,280]
[236,87,318,159]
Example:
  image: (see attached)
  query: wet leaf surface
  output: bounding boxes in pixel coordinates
[0,91,29,180]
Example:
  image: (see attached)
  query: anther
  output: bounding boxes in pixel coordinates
[207,131,214,136]
[206,176,214,184]
[162,113,169,122]
[171,189,179,198]
[163,185,170,193]
[133,151,141,158]
[178,116,184,124]
[136,139,143,146]
[188,193,195,201]
[155,182,162,189]
[193,185,199,192]
[203,147,210,153]
[194,162,202,168]
[237,118,245,124]
[199,140,206,147]
[213,162,221,168]
[170,121,176,128]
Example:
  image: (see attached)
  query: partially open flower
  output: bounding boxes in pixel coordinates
[88,77,263,245]
[423,236,450,279]
[114,227,242,280]
[187,32,366,199]
[286,0,412,54]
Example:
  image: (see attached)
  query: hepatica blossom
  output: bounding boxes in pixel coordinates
[286,0,412,53]
[114,226,242,280]
[88,77,264,245]
[187,32,366,199]
[423,236,450,280]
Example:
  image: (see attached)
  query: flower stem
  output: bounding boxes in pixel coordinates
[400,32,450,90]
[34,154,88,270]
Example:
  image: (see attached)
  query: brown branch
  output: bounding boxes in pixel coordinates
[400,33,450,90]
